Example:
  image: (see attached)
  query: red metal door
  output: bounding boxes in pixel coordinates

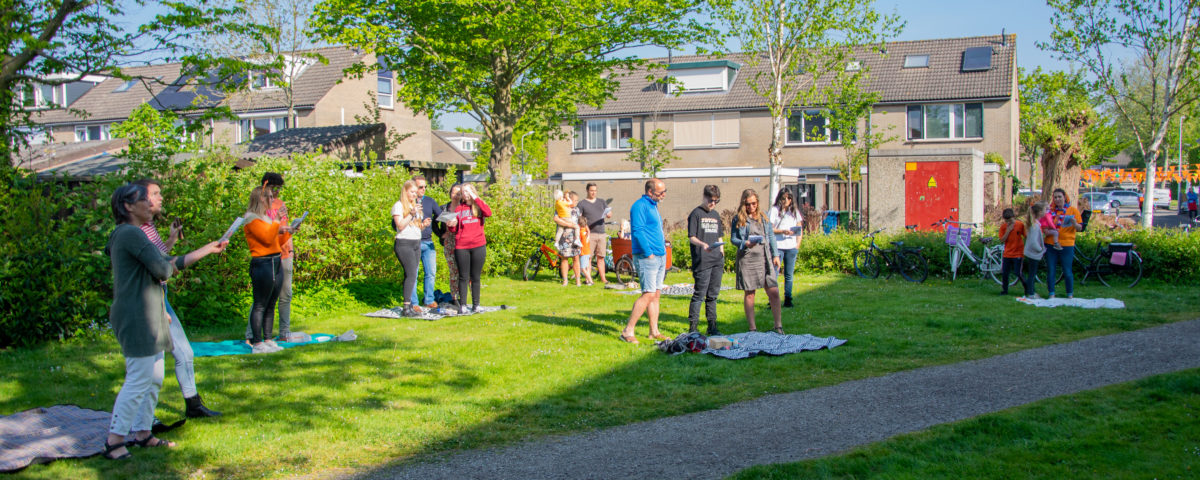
[905,161,959,231]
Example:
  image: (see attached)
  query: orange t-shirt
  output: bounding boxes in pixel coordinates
[244,217,292,257]
[999,221,1026,258]
[579,226,591,254]
[1044,205,1082,247]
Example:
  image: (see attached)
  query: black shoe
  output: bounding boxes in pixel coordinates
[783,298,793,308]
[401,304,417,317]
[687,320,698,333]
[706,321,721,336]
[185,394,221,418]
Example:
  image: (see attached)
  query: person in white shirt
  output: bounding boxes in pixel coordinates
[768,189,803,308]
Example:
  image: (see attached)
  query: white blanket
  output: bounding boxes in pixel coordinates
[1017,297,1125,309]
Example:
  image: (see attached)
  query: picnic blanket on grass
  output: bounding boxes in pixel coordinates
[0,405,109,472]
[701,331,847,360]
[1016,297,1125,309]
[616,283,734,296]
[191,333,344,357]
[363,305,510,320]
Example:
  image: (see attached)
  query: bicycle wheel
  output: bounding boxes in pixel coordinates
[899,251,928,283]
[1097,251,1143,288]
[982,246,1015,286]
[522,252,542,281]
[853,249,881,279]
[614,255,635,284]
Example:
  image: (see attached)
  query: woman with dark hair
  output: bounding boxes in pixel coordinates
[102,183,227,460]
[448,183,492,313]
[768,189,803,307]
[244,186,293,353]
[1045,188,1082,299]
[392,179,422,317]
[730,189,784,334]
[434,184,464,305]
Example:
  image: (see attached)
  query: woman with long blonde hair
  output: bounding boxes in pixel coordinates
[244,186,293,354]
[391,179,423,317]
[729,189,783,333]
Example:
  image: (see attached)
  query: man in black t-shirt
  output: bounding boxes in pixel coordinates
[686,185,724,335]
[577,182,611,283]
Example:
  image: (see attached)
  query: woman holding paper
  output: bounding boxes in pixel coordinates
[244,186,293,354]
[768,189,803,308]
[392,180,423,317]
[103,183,227,460]
[448,183,492,314]
[730,189,783,334]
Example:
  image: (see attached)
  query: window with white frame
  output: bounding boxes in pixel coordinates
[249,71,279,90]
[75,124,111,142]
[238,116,287,143]
[907,103,983,140]
[460,139,477,151]
[786,109,844,144]
[573,117,633,151]
[377,70,394,109]
[18,83,65,109]
[673,112,739,148]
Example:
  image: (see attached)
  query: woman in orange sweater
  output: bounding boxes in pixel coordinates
[244,186,293,354]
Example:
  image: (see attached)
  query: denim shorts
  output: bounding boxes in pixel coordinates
[634,253,667,293]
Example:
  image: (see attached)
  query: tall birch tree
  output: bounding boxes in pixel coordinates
[711,0,901,202]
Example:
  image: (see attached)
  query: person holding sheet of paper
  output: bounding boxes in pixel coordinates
[768,189,802,308]
[102,183,227,460]
[392,180,423,317]
[686,185,724,335]
[244,173,298,343]
[243,186,293,354]
[730,189,783,334]
[576,183,612,284]
[433,184,463,304]
[448,183,492,314]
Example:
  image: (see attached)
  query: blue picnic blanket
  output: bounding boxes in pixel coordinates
[191,334,337,357]
[702,331,846,359]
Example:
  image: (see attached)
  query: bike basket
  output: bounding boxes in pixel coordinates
[945,226,972,246]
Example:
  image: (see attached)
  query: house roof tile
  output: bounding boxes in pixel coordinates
[579,34,1016,117]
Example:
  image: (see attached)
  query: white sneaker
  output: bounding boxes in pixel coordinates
[1027,293,1041,300]
[251,343,275,354]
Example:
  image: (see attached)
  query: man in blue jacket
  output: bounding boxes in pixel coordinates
[619,178,669,344]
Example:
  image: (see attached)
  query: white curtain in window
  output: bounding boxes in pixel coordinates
[587,120,607,149]
[674,113,712,147]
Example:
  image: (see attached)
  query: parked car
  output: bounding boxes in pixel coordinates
[1108,190,1142,208]
[1080,191,1115,215]
[1017,188,1042,198]
[1151,187,1171,209]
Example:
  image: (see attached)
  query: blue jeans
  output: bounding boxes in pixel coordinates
[1045,245,1074,297]
[411,240,438,305]
[778,248,797,300]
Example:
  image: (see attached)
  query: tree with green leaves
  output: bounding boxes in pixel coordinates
[711,0,902,201]
[1043,0,1200,227]
[624,128,678,178]
[111,103,199,169]
[310,0,708,185]
[1,0,272,182]
[1019,68,1126,203]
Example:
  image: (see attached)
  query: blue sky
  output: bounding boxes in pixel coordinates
[439,0,1070,130]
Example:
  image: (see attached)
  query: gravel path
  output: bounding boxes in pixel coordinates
[349,319,1200,480]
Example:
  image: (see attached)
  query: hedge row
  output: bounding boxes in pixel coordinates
[2,150,1197,347]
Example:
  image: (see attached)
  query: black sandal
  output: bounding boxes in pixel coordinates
[102,441,131,460]
[773,326,785,335]
[130,435,176,448]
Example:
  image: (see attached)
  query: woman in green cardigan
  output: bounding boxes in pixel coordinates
[101,183,227,460]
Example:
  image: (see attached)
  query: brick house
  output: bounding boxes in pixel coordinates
[546,34,1019,230]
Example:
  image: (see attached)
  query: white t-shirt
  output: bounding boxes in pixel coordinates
[768,206,802,250]
[391,200,422,240]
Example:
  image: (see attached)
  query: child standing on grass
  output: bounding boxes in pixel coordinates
[1021,202,1048,300]
[997,208,1027,295]
[578,215,593,285]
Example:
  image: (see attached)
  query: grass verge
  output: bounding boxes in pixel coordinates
[0,272,1194,479]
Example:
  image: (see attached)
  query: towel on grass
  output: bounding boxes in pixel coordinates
[191,333,340,357]
[702,331,847,360]
[0,405,109,472]
[363,305,510,320]
[1016,297,1125,309]
[617,283,734,296]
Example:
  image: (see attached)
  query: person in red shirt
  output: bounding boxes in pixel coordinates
[447,184,492,314]
[997,208,1027,295]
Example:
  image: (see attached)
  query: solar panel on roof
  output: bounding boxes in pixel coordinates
[961,46,992,72]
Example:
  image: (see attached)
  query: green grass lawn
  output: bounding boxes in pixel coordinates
[729,367,1200,479]
[1,272,1195,479]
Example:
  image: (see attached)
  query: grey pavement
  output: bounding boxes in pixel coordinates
[350,319,1200,480]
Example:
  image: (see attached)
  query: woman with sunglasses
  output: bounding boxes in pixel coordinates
[729,189,784,334]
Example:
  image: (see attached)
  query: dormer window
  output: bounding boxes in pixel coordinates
[665,60,741,94]
[903,55,929,68]
[460,139,477,152]
[250,71,278,90]
[17,82,65,109]
[845,61,861,72]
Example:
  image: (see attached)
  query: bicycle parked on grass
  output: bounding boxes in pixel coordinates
[853,227,928,282]
[522,232,561,281]
[1065,238,1143,288]
[936,219,1007,284]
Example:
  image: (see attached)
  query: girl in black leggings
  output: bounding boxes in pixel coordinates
[392,180,423,317]
[447,184,493,313]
